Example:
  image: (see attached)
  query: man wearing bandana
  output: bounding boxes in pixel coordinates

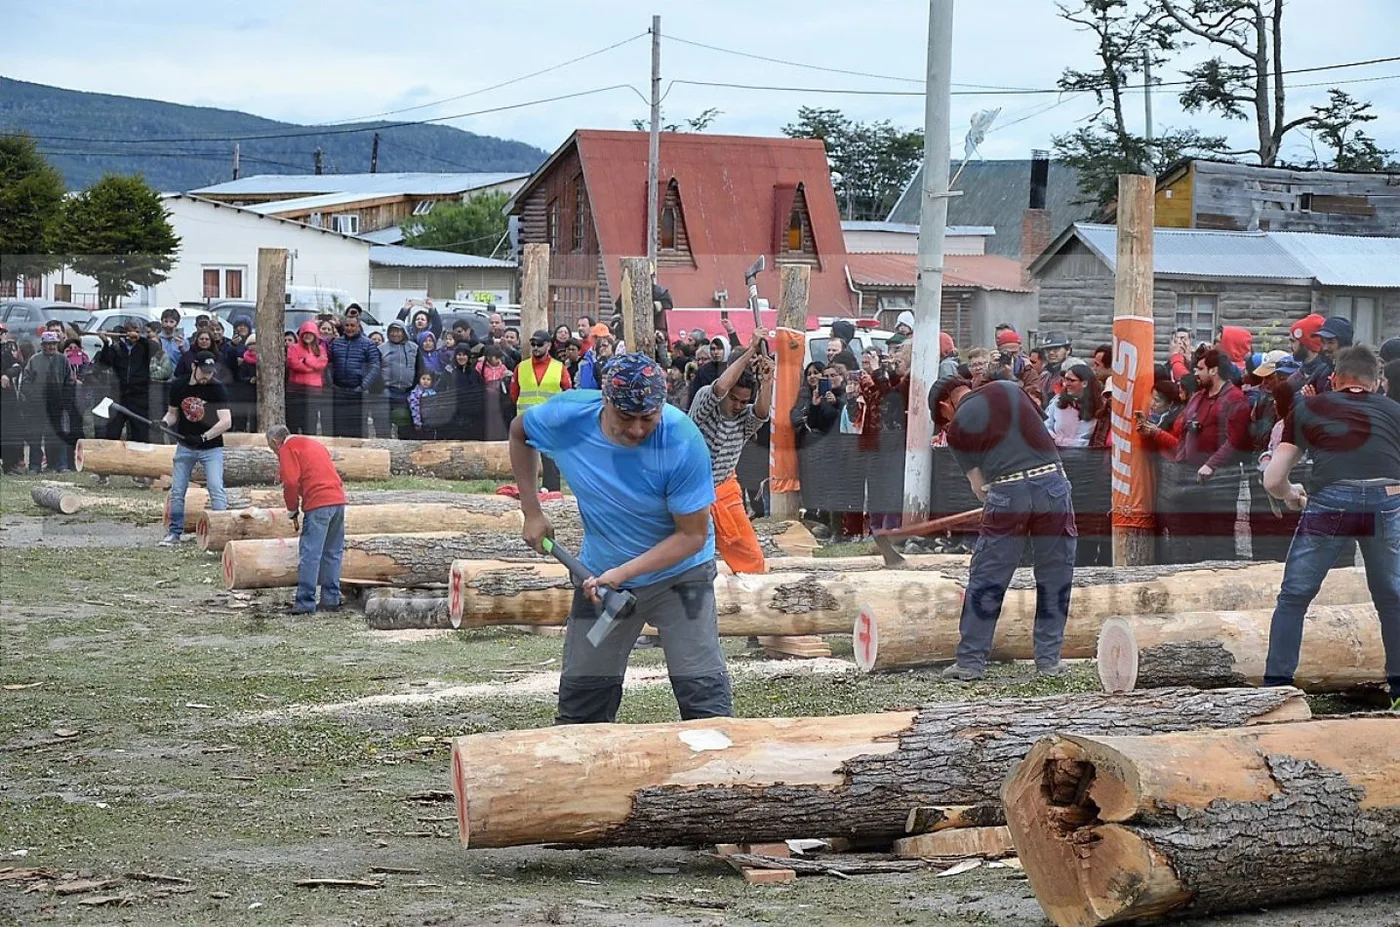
[509,352,730,724]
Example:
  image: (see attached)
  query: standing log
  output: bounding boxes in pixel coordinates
[364,589,452,630]
[855,562,1376,673]
[76,439,390,483]
[30,482,81,515]
[255,248,288,429]
[1003,718,1400,927]
[1096,605,1389,694]
[197,503,525,551]
[449,687,1309,849]
[218,434,512,480]
[519,243,551,339]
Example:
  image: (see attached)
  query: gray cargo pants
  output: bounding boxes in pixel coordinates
[556,561,732,724]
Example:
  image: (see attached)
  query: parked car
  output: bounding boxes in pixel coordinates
[80,308,232,358]
[0,301,94,352]
[207,302,385,341]
[805,323,894,367]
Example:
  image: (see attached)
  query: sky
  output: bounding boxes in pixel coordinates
[4,0,1398,165]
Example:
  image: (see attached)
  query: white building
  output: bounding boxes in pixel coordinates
[44,194,372,308]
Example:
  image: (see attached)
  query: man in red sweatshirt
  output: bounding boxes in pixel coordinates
[266,424,348,614]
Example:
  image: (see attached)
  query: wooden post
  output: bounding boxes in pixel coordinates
[519,243,550,337]
[770,264,810,520]
[618,257,653,356]
[1109,175,1156,566]
[255,248,288,430]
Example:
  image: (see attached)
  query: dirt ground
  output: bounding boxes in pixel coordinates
[2,473,1398,927]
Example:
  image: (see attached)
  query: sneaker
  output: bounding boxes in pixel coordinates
[941,663,983,682]
[1038,661,1070,677]
[158,531,180,546]
[319,602,342,613]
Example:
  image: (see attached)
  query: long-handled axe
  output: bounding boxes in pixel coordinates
[872,506,984,568]
[91,397,192,447]
[541,537,637,647]
[744,254,768,356]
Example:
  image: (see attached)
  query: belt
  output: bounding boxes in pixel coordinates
[990,463,1062,485]
[1329,478,1400,487]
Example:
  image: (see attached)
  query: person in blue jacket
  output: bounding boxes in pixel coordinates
[328,315,381,437]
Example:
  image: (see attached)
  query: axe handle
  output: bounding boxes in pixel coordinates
[874,506,984,540]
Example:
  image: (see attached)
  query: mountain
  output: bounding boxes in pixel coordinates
[0,77,550,191]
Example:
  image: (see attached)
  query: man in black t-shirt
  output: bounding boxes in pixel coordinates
[930,376,1077,681]
[1262,345,1400,708]
[161,352,233,546]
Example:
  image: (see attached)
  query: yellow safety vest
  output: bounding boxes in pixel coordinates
[516,357,565,409]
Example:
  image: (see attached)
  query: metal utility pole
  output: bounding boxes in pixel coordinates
[371,132,380,173]
[645,14,661,266]
[232,142,240,180]
[902,0,956,522]
[314,148,324,175]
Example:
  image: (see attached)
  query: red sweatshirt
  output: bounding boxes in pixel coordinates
[1143,382,1250,469]
[278,436,347,513]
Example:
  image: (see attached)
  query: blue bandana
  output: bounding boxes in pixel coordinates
[601,352,667,413]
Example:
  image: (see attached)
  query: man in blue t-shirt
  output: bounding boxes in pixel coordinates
[510,352,731,724]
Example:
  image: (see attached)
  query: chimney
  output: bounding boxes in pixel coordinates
[1021,149,1052,284]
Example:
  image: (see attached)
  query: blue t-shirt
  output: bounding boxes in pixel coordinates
[522,390,716,587]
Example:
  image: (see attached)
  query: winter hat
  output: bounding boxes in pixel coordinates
[895,310,916,333]
[995,329,1022,349]
[1317,316,1354,347]
[938,331,955,356]
[416,330,436,347]
[1289,314,1325,352]
[1379,337,1400,364]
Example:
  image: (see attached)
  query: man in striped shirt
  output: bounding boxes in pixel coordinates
[688,329,773,574]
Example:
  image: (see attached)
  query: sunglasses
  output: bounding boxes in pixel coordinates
[529,340,548,347]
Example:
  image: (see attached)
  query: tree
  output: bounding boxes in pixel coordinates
[1052,0,1226,208]
[630,108,722,133]
[56,174,180,308]
[401,191,510,257]
[782,107,923,220]
[1308,90,1395,172]
[0,133,67,281]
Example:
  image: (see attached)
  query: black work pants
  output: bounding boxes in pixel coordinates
[104,391,150,443]
[331,388,367,438]
[1157,461,1241,564]
[541,454,561,493]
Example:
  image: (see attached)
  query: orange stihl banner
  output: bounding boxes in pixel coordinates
[770,327,805,493]
[1110,317,1156,530]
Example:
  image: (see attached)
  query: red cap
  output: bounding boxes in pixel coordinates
[995,329,1021,348]
[1290,313,1325,352]
[939,331,955,355]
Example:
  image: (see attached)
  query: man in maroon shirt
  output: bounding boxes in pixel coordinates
[1137,348,1251,563]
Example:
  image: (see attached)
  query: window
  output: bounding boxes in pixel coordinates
[202,265,248,300]
[412,200,436,217]
[547,199,560,251]
[225,269,243,300]
[571,178,587,252]
[331,214,360,234]
[203,269,221,299]
[787,206,803,252]
[659,206,677,250]
[1331,293,1379,346]
[1175,294,1217,344]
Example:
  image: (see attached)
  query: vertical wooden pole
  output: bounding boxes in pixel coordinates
[1110,175,1157,566]
[619,257,653,356]
[255,248,288,430]
[520,243,551,337]
[769,264,810,520]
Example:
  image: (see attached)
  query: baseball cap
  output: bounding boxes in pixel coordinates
[1040,330,1071,349]
[1289,313,1325,351]
[194,351,218,371]
[40,331,61,343]
[1317,315,1354,345]
[530,329,551,344]
[1252,349,1292,377]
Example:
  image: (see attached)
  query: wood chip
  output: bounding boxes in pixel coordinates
[77,894,131,907]
[51,728,79,738]
[125,872,192,885]
[2,682,44,691]
[638,894,732,910]
[742,868,796,885]
[293,878,383,890]
[367,866,422,875]
[0,868,56,882]
[403,790,453,802]
[54,878,121,895]
[936,859,983,878]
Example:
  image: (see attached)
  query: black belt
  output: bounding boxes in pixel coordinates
[990,463,1063,485]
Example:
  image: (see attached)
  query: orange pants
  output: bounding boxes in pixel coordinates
[712,475,767,574]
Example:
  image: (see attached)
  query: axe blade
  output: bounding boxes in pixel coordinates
[91,397,115,420]
[744,254,766,282]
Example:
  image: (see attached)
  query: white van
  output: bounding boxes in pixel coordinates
[805,324,896,368]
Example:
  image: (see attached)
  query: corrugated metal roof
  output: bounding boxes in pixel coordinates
[243,191,401,214]
[368,245,515,269]
[841,220,998,237]
[846,252,1033,293]
[1073,224,1313,280]
[1270,232,1400,288]
[191,172,529,197]
[357,226,406,245]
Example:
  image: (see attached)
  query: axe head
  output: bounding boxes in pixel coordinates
[91,397,115,420]
[585,587,638,647]
[744,254,766,283]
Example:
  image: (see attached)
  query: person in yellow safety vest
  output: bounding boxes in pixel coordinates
[512,329,573,492]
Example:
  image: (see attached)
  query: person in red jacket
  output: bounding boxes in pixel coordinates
[1136,348,1250,564]
[267,424,347,614]
[286,320,330,436]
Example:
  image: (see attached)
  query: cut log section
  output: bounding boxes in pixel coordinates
[1096,605,1390,694]
[196,503,525,551]
[165,487,286,525]
[758,636,832,659]
[753,519,820,557]
[30,482,81,515]
[220,434,513,480]
[448,560,575,630]
[905,805,1004,835]
[892,826,1015,860]
[76,439,390,484]
[854,563,1375,672]
[1003,718,1400,927]
[364,589,452,630]
[448,687,1309,849]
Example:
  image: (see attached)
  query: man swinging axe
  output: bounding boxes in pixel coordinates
[509,352,732,724]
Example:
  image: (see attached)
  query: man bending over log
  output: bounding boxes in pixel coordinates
[267,425,348,615]
[929,375,1076,680]
[510,352,731,723]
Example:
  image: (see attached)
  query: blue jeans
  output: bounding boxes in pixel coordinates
[296,505,345,612]
[167,445,226,535]
[1264,481,1400,701]
[957,471,1078,672]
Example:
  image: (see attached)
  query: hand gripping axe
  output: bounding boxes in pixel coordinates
[541,537,637,646]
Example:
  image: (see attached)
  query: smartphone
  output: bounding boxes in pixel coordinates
[1133,410,1146,423]
[818,377,831,394]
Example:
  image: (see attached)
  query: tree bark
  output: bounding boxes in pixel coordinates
[30,482,81,514]
[76,438,389,483]
[1096,605,1389,694]
[449,687,1309,849]
[364,589,452,630]
[753,519,819,557]
[196,503,526,551]
[750,553,969,574]
[1003,718,1400,927]
[254,248,288,429]
[166,487,484,526]
[165,487,285,525]
[219,434,512,480]
[856,562,1375,672]
[519,243,551,339]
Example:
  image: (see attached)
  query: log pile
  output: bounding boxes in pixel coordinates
[448,687,1308,849]
[1003,718,1400,926]
[196,502,526,551]
[219,433,513,480]
[76,438,390,484]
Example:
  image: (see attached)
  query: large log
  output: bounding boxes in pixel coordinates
[449,687,1309,850]
[196,503,525,551]
[446,561,966,636]
[165,487,286,525]
[1097,605,1390,694]
[1003,718,1400,927]
[219,433,512,480]
[854,562,1375,673]
[364,589,452,630]
[30,482,81,515]
[745,553,969,573]
[76,438,390,484]
[224,529,583,590]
